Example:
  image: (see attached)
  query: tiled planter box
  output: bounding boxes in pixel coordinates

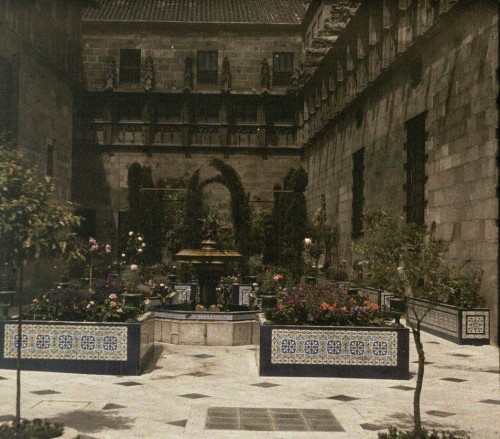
[0,312,155,375]
[354,287,393,309]
[407,298,490,345]
[259,322,410,379]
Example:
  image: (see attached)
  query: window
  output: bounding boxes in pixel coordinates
[194,98,219,122]
[270,98,295,124]
[352,148,365,237]
[76,209,97,238]
[405,113,427,225]
[232,103,257,124]
[0,57,13,132]
[119,49,141,84]
[273,52,294,86]
[197,51,218,85]
[46,140,54,177]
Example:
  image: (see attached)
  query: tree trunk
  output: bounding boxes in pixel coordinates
[412,324,425,437]
[15,265,23,432]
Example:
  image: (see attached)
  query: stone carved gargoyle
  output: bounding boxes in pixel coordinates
[144,56,155,91]
[104,56,116,91]
[221,56,232,92]
[260,58,271,90]
[183,56,193,91]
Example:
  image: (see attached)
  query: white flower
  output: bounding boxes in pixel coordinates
[129,231,133,236]
[397,266,404,274]
[138,248,143,253]
[130,264,138,271]
[105,244,112,253]
[141,243,146,247]
[304,238,312,246]
[138,237,143,241]
[121,253,126,258]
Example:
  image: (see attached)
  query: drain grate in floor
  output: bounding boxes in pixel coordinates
[205,407,344,432]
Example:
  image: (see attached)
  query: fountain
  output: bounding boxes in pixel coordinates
[174,239,242,308]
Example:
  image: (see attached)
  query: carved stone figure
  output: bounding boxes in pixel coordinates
[221,56,232,91]
[104,56,116,91]
[260,58,271,90]
[144,56,154,91]
[183,56,193,91]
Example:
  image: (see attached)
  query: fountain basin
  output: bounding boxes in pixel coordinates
[155,310,259,346]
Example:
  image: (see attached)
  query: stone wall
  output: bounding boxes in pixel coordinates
[72,147,301,240]
[82,25,303,92]
[302,2,498,341]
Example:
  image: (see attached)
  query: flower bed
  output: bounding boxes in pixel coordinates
[0,312,154,376]
[259,283,410,379]
[407,297,490,345]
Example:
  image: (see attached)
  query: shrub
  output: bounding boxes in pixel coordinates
[268,283,384,326]
[378,426,470,439]
[0,418,63,439]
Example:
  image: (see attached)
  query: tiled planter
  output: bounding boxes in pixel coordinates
[259,321,409,379]
[354,287,393,309]
[407,297,490,345]
[0,312,155,375]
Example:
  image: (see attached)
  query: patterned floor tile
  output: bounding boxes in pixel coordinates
[192,354,216,359]
[102,403,126,410]
[179,393,210,399]
[167,419,188,427]
[251,382,281,388]
[360,423,387,431]
[441,377,467,382]
[479,399,500,405]
[327,394,360,401]
[30,390,61,395]
[426,410,455,417]
[115,381,143,386]
[187,372,212,377]
[390,385,415,391]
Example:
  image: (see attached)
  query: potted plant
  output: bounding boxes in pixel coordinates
[259,282,410,379]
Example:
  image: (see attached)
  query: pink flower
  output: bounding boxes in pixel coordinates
[91,244,98,252]
[89,237,97,245]
[109,301,117,308]
[273,274,284,281]
[130,264,138,271]
[397,266,404,274]
[109,293,117,300]
[32,298,39,303]
[117,308,124,313]
[105,244,112,253]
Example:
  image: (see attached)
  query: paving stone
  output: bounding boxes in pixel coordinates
[441,377,467,382]
[179,393,210,399]
[426,410,455,417]
[102,403,126,410]
[390,385,415,391]
[327,394,360,401]
[251,382,280,388]
[30,390,61,395]
[167,419,188,427]
[115,381,143,386]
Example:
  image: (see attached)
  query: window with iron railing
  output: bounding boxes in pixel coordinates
[273,52,294,86]
[405,113,427,225]
[197,51,218,85]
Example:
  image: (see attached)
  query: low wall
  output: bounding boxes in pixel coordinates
[0,312,155,375]
[155,310,259,346]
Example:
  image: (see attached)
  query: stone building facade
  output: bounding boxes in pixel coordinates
[75,0,306,238]
[76,0,498,342]
[298,0,498,342]
[0,0,86,201]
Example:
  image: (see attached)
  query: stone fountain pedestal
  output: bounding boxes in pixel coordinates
[175,240,242,308]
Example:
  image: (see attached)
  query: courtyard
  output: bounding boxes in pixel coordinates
[0,330,498,439]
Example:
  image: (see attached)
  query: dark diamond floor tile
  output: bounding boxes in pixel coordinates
[178,393,209,399]
[168,419,188,428]
[151,375,177,380]
[0,377,7,380]
[361,423,386,431]
[482,368,499,374]
[187,372,212,377]
[251,382,281,388]
[30,390,61,395]
[441,377,467,382]
[328,394,360,401]
[102,403,126,410]
[480,399,500,405]
[426,410,455,417]
[0,415,14,422]
[390,386,415,391]
[426,341,440,344]
[412,361,434,364]
[115,381,143,386]
[192,354,216,359]
[450,354,472,358]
